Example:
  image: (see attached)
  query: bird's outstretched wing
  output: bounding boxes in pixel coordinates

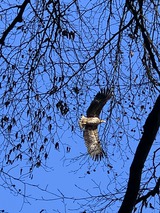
[83,125,104,160]
[87,88,112,117]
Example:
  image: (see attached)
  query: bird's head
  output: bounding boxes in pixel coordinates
[100,119,106,123]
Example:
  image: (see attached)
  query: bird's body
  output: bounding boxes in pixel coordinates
[79,88,112,161]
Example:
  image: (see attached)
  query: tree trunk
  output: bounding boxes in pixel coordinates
[118,95,160,213]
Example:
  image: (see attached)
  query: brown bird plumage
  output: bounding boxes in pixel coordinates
[79,88,112,160]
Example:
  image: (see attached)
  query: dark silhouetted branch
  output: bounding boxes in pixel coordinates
[0,0,30,45]
[126,0,160,76]
[136,177,160,204]
[118,95,160,213]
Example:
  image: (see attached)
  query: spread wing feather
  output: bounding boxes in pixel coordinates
[84,125,104,160]
[87,88,112,117]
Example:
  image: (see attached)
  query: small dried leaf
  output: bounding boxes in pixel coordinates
[40,145,44,152]
[62,30,69,38]
[69,31,75,40]
[12,117,16,125]
[66,147,71,152]
[44,153,48,160]
[5,101,10,108]
[48,124,52,132]
[7,124,12,133]
[36,161,41,168]
[16,143,22,150]
[44,137,48,143]
[55,142,59,150]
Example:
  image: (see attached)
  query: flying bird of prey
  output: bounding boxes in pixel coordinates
[79,88,112,160]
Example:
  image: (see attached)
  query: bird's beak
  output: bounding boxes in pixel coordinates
[101,119,106,123]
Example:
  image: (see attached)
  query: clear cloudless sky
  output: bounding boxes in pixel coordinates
[0,0,159,213]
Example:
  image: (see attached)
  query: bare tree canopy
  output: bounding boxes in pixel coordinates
[0,0,159,212]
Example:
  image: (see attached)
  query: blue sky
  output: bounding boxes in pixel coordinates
[0,0,159,213]
[0,119,159,213]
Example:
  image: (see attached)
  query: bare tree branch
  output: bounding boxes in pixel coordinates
[0,0,30,45]
[126,0,160,76]
[136,177,160,204]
